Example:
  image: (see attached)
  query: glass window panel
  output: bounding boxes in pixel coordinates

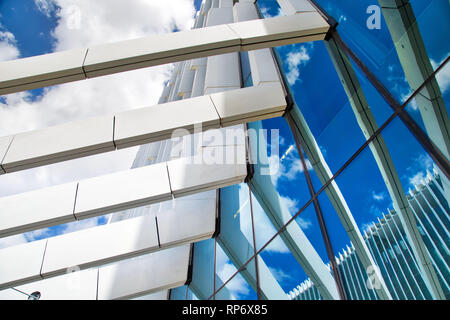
[333,138,436,299]
[269,43,394,185]
[381,115,450,299]
[294,201,329,265]
[258,233,313,300]
[239,51,253,88]
[400,64,450,162]
[314,191,368,300]
[409,0,450,75]
[257,0,284,18]
[326,110,449,299]
[314,0,412,104]
[169,285,197,300]
[214,244,257,300]
[259,117,312,207]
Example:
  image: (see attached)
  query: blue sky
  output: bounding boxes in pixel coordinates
[0,0,448,299]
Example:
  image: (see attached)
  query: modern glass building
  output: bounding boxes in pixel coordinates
[0,0,448,300]
[290,169,450,300]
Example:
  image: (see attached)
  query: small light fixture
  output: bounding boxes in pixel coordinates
[27,291,41,300]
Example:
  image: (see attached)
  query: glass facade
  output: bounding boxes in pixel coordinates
[163,0,449,300]
[0,0,448,301]
[292,170,449,300]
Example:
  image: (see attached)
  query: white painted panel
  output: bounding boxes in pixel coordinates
[97,245,191,300]
[233,2,259,22]
[84,24,241,77]
[191,65,207,97]
[40,214,159,277]
[219,0,233,8]
[2,115,114,172]
[0,48,87,95]
[204,53,241,93]
[167,146,247,197]
[277,0,316,14]
[210,83,286,126]
[227,13,329,49]
[199,125,246,149]
[114,95,220,149]
[0,135,13,174]
[74,162,172,219]
[0,269,98,300]
[248,49,280,86]
[0,240,47,290]
[190,57,207,70]
[132,290,169,300]
[205,7,234,27]
[157,197,217,248]
[0,182,78,238]
[177,64,196,97]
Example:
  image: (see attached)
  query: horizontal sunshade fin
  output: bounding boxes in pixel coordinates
[40,214,160,278]
[1,115,115,173]
[97,245,191,300]
[227,12,329,48]
[0,196,210,289]
[0,239,48,289]
[0,245,191,299]
[0,84,286,173]
[73,162,172,219]
[0,182,78,238]
[0,48,88,95]
[0,146,245,239]
[114,95,221,149]
[0,14,329,95]
[209,82,286,125]
[167,145,247,197]
[0,136,13,175]
[83,24,241,75]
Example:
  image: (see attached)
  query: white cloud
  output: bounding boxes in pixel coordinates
[405,153,433,187]
[431,56,450,94]
[236,184,289,253]
[268,148,312,188]
[50,0,195,51]
[34,0,57,17]
[0,29,19,61]
[0,0,196,247]
[371,190,386,202]
[259,6,284,19]
[236,184,311,255]
[368,204,382,217]
[215,245,249,299]
[403,55,449,111]
[60,216,107,234]
[361,222,374,235]
[285,46,311,85]
[338,15,347,23]
[296,215,312,230]
[269,266,293,283]
[0,233,28,249]
[409,171,426,187]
